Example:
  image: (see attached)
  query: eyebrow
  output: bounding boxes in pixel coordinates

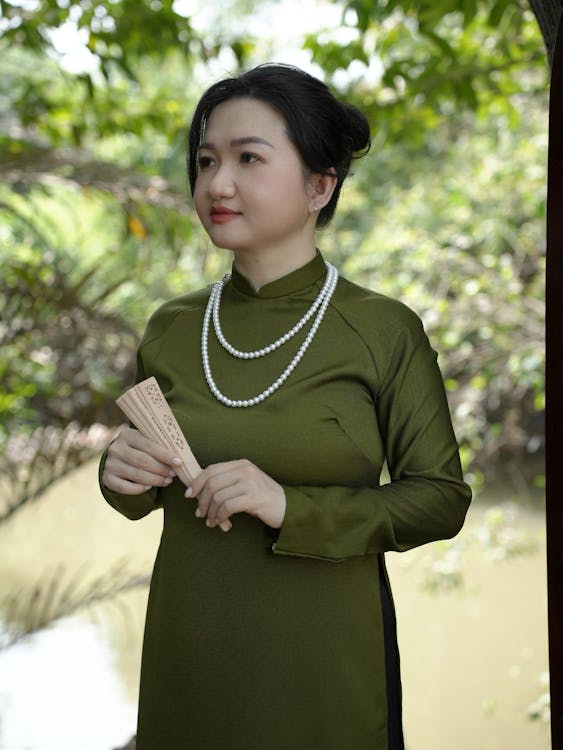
[199,136,275,150]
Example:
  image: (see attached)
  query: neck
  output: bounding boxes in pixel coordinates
[232,243,317,293]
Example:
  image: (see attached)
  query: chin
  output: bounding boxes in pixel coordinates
[206,232,252,253]
[207,239,248,255]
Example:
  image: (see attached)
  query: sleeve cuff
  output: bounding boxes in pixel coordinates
[272,486,351,562]
[98,446,161,521]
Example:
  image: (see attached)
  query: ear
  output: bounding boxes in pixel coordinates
[307,168,337,215]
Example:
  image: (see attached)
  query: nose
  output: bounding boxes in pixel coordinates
[208,163,236,199]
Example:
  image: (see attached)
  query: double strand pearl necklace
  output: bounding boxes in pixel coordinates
[201,262,339,408]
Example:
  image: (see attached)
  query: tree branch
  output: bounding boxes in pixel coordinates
[1,144,191,213]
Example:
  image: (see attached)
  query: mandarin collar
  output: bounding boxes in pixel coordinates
[229,251,328,299]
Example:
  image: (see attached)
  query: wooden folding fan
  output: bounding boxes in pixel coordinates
[116,376,231,531]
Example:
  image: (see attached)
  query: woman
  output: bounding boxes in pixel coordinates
[100,63,471,750]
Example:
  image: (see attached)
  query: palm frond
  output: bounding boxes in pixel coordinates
[0,422,118,524]
[0,560,150,650]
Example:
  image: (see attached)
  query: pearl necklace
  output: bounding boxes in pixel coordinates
[201,262,339,408]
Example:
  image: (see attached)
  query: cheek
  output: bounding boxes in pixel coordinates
[270,172,310,213]
[262,164,306,196]
[193,182,207,221]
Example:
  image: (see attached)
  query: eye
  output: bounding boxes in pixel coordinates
[198,155,215,169]
[240,152,261,164]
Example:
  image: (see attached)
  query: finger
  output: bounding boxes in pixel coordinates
[122,428,183,468]
[194,468,243,518]
[101,473,155,495]
[192,500,233,531]
[187,466,218,499]
[108,457,175,488]
[206,494,249,528]
[190,477,235,533]
[114,442,178,480]
[205,483,246,524]
[187,459,252,500]
[187,459,251,498]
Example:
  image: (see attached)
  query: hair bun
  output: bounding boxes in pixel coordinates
[341,103,371,157]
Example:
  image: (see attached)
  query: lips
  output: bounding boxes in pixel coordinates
[210,206,241,224]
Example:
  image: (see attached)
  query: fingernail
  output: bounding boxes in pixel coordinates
[144,485,152,491]
[205,518,213,528]
[185,487,192,497]
[168,469,176,478]
[172,457,182,466]
[195,507,202,518]
[164,477,172,485]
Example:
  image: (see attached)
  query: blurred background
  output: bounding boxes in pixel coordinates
[0,0,549,748]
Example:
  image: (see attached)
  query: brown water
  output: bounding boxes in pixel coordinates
[0,461,550,749]
[388,500,549,750]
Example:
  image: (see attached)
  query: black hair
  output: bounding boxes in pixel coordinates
[187,63,371,228]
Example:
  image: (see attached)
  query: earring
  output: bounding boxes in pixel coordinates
[312,204,320,213]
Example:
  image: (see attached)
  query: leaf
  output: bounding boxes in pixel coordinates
[489,0,511,28]
[127,214,148,239]
[462,0,478,27]
[346,0,374,32]
[425,30,457,59]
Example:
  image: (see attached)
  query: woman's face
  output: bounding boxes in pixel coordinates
[194,97,315,257]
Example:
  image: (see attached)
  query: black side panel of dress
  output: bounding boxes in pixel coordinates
[378,554,405,750]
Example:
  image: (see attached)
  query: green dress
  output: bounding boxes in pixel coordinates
[99,252,471,750]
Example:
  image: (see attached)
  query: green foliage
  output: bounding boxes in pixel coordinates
[321,91,546,481]
[1,192,137,430]
[0,180,217,441]
[1,0,197,84]
[305,0,547,147]
[0,0,257,150]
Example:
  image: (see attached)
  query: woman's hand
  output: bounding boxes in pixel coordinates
[102,427,182,495]
[186,459,286,530]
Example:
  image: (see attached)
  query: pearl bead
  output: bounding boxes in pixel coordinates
[201,263,339,408]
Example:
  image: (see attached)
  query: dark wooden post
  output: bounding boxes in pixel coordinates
[546,5,563,746]
[529,0,562,63]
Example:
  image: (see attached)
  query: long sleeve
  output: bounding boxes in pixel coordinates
[273,306,471,561]
[98,349,162,521]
